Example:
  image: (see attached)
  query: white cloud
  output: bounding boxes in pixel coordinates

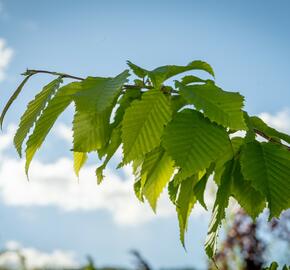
[0,38,13,81]
[54,123,72,143]
[0,124,211,226]
[259,108,290,134]
[0,124,16,153]
[0,125,180,226]
[0,155,176,226]
[0,241,78,270]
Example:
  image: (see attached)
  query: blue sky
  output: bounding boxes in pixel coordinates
[0,1,290,269]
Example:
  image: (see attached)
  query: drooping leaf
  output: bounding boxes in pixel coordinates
[112,88,142,129]
[73,108,111,152]
[240,141,290,218]
[14,77,63,156]
[140,147,164,188]
[180,82,246,130]
[176,175,197,247]
[96,126,121,184]
[97,89,141,161]
[122,90,172,163]
[134,178,144,202]
[214,137,244,185]
[142,149,175,211]
[205,160,233,258]
[74,152,88,178]
[193,168,213,211]
[250,116,290,144]
[96,89,142,182]
[231,160,266,219]
[0,74,34,129]
[73,71,129,152]
[163,109,231,181]
[168,179,181,205]
[25,81,83,174]
[132,158,144,201]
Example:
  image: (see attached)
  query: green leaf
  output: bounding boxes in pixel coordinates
[96,126,121,184]
[140,147,163,188]
[170,95,187,114]
[74,152,88,178]
[73,70,129,113]
[127,61,148,78]
[179,75,208,85]
[113,88,142,129]
[148,60,214,87]
[168,180,179,205]
[194,171,211,210]
[163,109,231,181]
[73,71,129,152]
[0,74,33,129]
[132,158,144,201]
[214,137,244,185]
[127,60,214,88]
[96,89,142,182]
[73,108,111,152]
[176,175,197,247]
[180,83,246,130]
[25,81,82,175]
[98,89,141,160]
[14,77,63,156]
[243,112,256,143]
[133,178,144,202]
[250,116,290,144]
[122,90,172,163]
[142,149,175,211]
[240,141,290,218]
[231,160,266,219]
[205,159,233,258]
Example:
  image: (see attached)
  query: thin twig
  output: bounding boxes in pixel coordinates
[22,69,177,92]
[22,69,150,89]
[254,128,290,151]
[22,69,85,81]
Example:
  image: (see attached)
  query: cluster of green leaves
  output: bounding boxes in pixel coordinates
[1,60,290,259]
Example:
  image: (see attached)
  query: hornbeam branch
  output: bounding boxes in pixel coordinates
[21,69,290,151]
[22,69,153,90]
[22,69,85,81]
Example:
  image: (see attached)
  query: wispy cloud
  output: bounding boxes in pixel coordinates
[0,38,13,82]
